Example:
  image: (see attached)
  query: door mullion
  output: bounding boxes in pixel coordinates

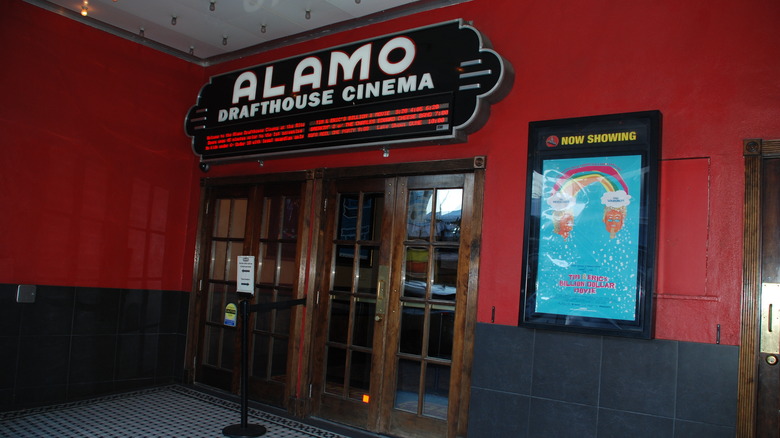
[366,177,398,430]
[289,175,322,417]
[308,181,336,413]
[452,171,478,438]
[375,176,411,429]
[225,186,265,392]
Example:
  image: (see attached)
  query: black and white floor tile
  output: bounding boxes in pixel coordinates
[0,385,350,437]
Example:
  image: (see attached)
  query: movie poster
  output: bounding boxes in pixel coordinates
[521,111,659,338]
[533,154,643,320]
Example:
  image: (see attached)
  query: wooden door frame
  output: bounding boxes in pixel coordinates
[307,176,394,430]
[289,169,325,416]
[184,157,485,437]
[309,157,486,437]
[374,172,481,438]
[737,138,780,437]
[184,171,311,400]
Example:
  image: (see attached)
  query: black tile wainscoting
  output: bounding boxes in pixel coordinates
[467,323,738,438]
[0,284,189,411]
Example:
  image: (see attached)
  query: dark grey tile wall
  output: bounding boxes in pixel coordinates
[0,284,189,411]
[468,323,739,438]
[468,387,530,436]
[532,331,601,406]
[600,337,677,417]
[676,342,739,426]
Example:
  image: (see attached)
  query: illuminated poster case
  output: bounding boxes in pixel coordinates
[520,111,661,338]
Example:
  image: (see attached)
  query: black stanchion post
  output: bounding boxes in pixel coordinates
[222,298,266,438]
[222,297,307,437]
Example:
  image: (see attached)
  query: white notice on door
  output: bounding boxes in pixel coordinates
[237,256,255,294]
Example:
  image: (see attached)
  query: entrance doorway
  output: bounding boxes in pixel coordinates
[187,159,484,438]
[738,139,780,437]
[189,174,310,408]
[310,172,479,437]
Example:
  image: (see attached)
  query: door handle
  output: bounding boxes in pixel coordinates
[760,283,780,354]
[375,265,389,322]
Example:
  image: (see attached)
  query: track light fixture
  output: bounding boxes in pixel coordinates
[222,35,228,46]
[189,46,195,55]
[261,24,267,33]
[209,1,215,11]
[171,15,177,25]
[305,9,311,19]
[81,5,88,16]
[139,26,145,37]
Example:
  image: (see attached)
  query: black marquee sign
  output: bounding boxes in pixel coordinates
[184,20,513,164]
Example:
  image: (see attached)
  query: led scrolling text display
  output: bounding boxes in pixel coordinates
[205,104,450,151]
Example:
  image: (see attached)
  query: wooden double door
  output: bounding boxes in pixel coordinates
[189,161,483,438]
[191,179,308,407]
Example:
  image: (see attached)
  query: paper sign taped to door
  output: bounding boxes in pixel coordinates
[224,303,237,327]
[237,256,255,294]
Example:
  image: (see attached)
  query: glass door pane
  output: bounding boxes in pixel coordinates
[250,193,301,384]
[394,187,462,420]
[194,181,306,408]
[313,178,390,431]
[197,195,248,391]
[325,191,384,401]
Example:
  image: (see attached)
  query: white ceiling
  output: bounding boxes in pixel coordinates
[27,0,465,65]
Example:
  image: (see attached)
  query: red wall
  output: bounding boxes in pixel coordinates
[0,1,205,292]
[198,0,780,345]
[3,0,779,344]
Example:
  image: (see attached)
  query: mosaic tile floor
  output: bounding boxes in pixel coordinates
[0,385,352,438]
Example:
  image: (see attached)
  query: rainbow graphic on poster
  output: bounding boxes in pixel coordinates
[547,165,632,240]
